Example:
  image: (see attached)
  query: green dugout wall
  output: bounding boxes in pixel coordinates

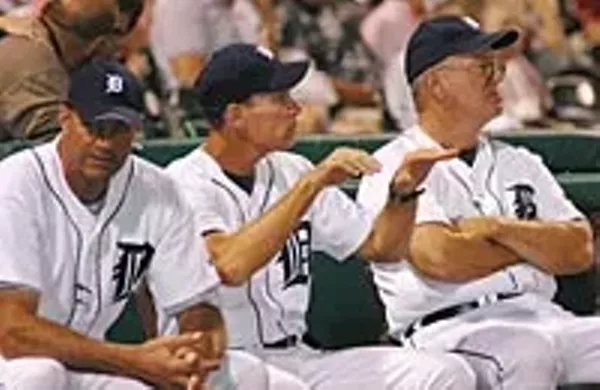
[2,130,600,347]
[130,130,600,348]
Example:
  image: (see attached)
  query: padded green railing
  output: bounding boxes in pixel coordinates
[3,130,600,347]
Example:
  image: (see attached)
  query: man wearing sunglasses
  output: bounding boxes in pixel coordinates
[0,0,144,143]
[0,59,271,390]
[358,15,597,389]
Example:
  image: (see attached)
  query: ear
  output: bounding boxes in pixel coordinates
[428,72,447,104]
[58,104,72,125]
[222,103,245,130]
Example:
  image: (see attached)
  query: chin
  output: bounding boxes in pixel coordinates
[82,163,116,182]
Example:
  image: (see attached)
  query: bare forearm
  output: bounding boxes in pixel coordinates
[410,226,521,282]
[493,219,594,275]
[0,314,136,377]
[212,173,324,285]
[359,199,417,262]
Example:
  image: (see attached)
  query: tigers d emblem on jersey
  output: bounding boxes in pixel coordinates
[112,242,155,302]
[278,221,312,289]
[508,183,537,220]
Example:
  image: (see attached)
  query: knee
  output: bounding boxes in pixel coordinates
[506,331,559,377]
[427,354,477,390]
[208,350,270,389]
[5,358,68,389]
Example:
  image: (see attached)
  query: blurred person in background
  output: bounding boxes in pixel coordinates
[151,0,277,91]
[0,0,144,143]
[278,0,383,134]
[572,0,600,59]
[0,0,31,14]
[150,0,278,137]
[360,0,425,70]
[116,0,169,138]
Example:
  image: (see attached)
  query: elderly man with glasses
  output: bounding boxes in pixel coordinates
[358,15,598,389]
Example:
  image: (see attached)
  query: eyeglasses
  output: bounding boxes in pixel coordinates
[437,59,505,82]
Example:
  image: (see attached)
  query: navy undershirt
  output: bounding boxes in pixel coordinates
[224,170,255,195]
[458,147,477,167]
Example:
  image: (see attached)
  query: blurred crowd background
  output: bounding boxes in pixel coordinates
[1,0,600,140]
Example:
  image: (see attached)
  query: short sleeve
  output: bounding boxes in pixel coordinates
[0,162,43,291]
[356,165,394,219]
[524,152,584,221]
[310,186,371,261]
[146,196,220,316]
[357,153,451,226]
[177,178,232,235]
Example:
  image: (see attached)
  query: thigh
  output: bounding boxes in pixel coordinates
[537,316,600,385]
[206,350,270,390]
[1,357,68,390]
[69,372,151,390]
[300,346,476,390]
[264,363,310,390]
[452,323,560,390]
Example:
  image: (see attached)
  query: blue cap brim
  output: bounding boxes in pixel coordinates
[455,29,520,55]
[91,106,143,129]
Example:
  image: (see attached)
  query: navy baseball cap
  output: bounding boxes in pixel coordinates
[194,44,309,122]
[405,16,519,84]
[68,59,145,129]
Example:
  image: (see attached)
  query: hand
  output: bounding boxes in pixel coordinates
[312,147,381,187]
[391,148,458,193]
[170,346,221,390]
[456,216,506,240]
[132,332,207,389]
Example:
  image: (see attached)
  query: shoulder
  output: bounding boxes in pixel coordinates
[132,156,187,205]
[0,145,45,199]
[0,17,57,64]
[372,134,413,166]
[267,151,315,175]
[489,138,547,169]
[165,149,214,183]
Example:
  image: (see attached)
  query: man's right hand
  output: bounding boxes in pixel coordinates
[311,147,381,187]
[131,332,211,389]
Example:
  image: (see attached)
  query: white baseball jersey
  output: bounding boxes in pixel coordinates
[0,140,220,340]
[166,147,371,349]
[356,125,584,336]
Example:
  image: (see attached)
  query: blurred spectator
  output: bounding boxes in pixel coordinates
[278,0,381,134]
[482,0,570,77]
[151,0,277,91]
[150,0,277,137]
[0,0,144,142]
[360,0,424,68]
[117,0,167,137]
[573,0,600,45]
[383,49,416,130]
[0,0,30,14]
